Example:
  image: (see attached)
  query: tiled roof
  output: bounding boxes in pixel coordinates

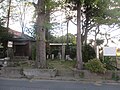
[8,29,34,41]
[8,29,22,37]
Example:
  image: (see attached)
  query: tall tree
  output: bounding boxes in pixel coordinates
[65,0,103,69]
[90,0,120,51]
[76,1,83,69]
[32,0,61,68]
[65,0,83,69]
[80,0,110,44]
[33,0,46,68]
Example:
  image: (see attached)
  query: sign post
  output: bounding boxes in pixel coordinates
[103,47,116,56]
[103,47,117,68]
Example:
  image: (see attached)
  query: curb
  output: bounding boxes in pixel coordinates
[1,76,119,84]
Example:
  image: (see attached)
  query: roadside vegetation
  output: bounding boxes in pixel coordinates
[47,60,76,70]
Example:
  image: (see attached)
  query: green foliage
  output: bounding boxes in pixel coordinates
[47,62,54,69]
[102,56,116,70]
[107,0,120,25]
[0,27,11,39]
[0,18,13,40]
[69,45,76,59]
[45,0,61,11]
[51,49,59,59]
[112,72,119,81]
[66,44,96,61]
[82,44,96,62]
[79,72,84,78]
[43,22,53,30]
[53,33,76,44]
[46,30,56,43]
[65,0,86,5]
[96,39,104,46]
[31,45,36,60]
[47,59,76,70]
[0,18,13,57]
[85,58,106,73]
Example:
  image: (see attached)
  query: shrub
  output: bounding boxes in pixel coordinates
[85,58,106,73]
[79,72,84,78]
[82,44,96,62]
[68,45,76,59]
[51,49,59,58]
[102,56,116,70]
[112,72,119,81]
[31,46,36,60]
[68,44,96,61]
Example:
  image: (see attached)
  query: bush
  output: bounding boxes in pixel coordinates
[69,45,76,59]
[82,44,96,62]
[51,49,59,58]
[79,72,84,78]
[85,58,106,73]
[68,44,96,61]
[31,46,36,60]
[112,72,119,81]
[102,56,116,70]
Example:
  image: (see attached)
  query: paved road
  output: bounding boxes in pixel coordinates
[0,78,120,90]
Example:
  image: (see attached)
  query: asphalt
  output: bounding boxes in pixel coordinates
[0,78,120,90]
[0,75,120,85]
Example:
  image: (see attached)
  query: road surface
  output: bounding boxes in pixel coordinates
[0,78,120,90]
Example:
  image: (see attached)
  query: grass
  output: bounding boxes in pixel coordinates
[47,59,76,70]
[11,59,76,70]
[9,60,34,68]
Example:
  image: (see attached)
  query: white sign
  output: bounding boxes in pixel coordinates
[103,47,116,56]
[8,41,13,47]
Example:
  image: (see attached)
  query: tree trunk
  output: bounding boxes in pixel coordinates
[6,0,12,57]
[66,21,69,56]
[7,0,11,29]
[76,3,83,69]
[35,0,46,68]
[94,30,97,58]
[94,25,100,58]
[83,16,89,45]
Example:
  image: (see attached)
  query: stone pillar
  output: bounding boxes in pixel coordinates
[7,47,13,59]
[47,55,49,59]
[96,46,99,59]
[58,52,61,60]
[52,54,54,59]
[62,45,65,60]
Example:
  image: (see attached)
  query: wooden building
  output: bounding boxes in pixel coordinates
[8,29,35,59]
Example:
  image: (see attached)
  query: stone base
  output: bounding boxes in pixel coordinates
[0,67,24,78]
[23,68,57,79]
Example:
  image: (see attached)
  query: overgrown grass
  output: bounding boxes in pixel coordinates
[47,59,76,70]
[10,59,76,70]
[9,60,34,68]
